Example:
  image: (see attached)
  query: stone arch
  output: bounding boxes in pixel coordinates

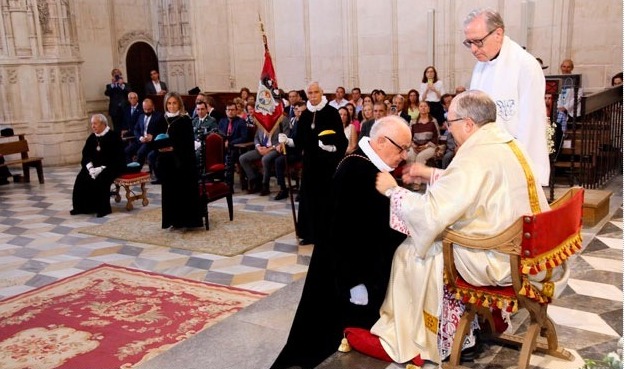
[116,31,156,93]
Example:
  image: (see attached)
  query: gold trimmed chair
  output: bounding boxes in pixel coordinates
[442,186,584,369]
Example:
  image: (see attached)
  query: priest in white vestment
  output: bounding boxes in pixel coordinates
[370,90,569,365]
[464,8,550,186]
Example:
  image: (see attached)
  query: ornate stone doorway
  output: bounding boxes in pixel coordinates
[126,42,158,101]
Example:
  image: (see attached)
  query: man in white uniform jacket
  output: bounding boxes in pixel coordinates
[465,8,550,186]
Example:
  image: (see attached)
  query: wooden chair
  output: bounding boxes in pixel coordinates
[442,187,584,369]
[198,133,233,230]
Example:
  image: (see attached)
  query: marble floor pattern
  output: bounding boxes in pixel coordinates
[0,166,622,369]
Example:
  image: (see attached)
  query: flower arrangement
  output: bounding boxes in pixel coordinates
[580,339,623,369]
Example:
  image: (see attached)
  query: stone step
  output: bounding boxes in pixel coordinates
[546,187,612,227]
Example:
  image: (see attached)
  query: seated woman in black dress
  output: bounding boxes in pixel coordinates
[155,92,203,230]
[70,114,125,217]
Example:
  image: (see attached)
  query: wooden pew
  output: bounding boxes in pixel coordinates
[0,134,44,184]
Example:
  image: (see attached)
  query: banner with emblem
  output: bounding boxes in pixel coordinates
[253,19,284,135]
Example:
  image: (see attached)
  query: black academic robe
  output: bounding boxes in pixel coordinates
[331,148,406,329]
[294,103,347,244]
[157,114,203,229]
[71,129,125,216]
[270,103,347,369]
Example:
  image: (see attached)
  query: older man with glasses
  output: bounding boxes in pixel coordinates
[344,90,561,367]
[465,8,550,187]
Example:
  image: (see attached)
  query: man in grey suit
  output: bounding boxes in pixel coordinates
[144,69,168,96]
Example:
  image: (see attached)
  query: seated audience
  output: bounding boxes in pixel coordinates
[349,87,364,114]
[120,92,143,138]
[406,89,420,124]
[125,98,167,178]
[611,72,623,86]
[192,101,219,164]
[238,125,280,196]
[345,102,360,133]
[406,101,439,165]
[218,101,248,187]
[339,106,358,154]
[391,94,411,123]
[359,101,387,139]
[329,86,349,109]
[70,114,125,217]
[358,95,374,121]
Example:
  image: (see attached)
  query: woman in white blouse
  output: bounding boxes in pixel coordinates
[418,66,446,124]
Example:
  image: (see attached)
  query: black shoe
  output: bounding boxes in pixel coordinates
[460,345,477,362]
[274,189,289,200]
[260,184,270,196]
[151,179,161,185]
[247,178,262,194]
[299,239,312,245]
[96,210,112,218]
[70,209,79,215]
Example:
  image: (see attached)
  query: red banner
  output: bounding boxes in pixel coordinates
[253,50,284,135]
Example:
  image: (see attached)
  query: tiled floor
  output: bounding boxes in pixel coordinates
[0,166,622,369]
[0,166,310,300]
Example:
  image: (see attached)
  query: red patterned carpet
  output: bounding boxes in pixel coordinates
[0,264,266,369]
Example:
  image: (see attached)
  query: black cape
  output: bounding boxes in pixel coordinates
[294,103,347,243]
[71,129,125,216]
[156,114,204,229]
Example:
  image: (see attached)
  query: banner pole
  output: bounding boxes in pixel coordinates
[282,143,299,238]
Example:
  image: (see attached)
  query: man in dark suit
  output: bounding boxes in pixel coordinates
[218,101,248,188]
[125,98,167,173]
[120,92,143,138]
[144,69,168,96]
[104,68,131,132]
[206,95,225,122]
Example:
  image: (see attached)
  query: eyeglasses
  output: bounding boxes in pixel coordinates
[447,117,466,124]
[463,28,497,48]
[384,136,410,154]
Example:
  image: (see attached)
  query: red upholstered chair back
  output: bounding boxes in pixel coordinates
[204,133,225,173]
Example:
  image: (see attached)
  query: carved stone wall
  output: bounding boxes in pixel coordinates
[0,0,86,166]
[0,0,621,167]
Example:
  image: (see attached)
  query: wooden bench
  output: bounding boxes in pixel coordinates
[0,134,44,184]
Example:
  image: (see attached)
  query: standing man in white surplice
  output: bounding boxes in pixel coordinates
[465,8,550,186]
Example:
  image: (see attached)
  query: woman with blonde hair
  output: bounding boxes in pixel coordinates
[156,91,203,230]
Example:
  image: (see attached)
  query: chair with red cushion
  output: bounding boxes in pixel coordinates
[198,133,233,230]
[441,187,584,369]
